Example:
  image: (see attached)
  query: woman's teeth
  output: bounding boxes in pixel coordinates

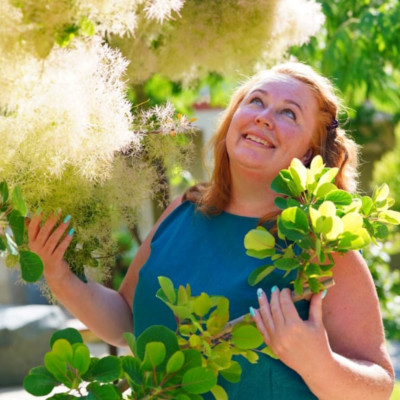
[245,134,270,146]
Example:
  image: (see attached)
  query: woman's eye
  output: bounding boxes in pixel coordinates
[250,97,263,106]
[282,108,296,120]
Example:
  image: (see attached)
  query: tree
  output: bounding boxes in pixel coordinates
[0,0,324,280]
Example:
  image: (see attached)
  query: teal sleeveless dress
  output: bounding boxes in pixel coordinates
[133,200,317,399]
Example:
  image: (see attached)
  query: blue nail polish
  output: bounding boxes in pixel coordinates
[249,307,256,317]
[63,215,71,224]
[68,228,74,236]
[322,289,328,299]
[271,285,278,293]
[257,288,263,298]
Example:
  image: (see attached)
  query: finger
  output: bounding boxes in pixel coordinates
[256,288,275,334]
[52,227,74,259]
[308,289,326,324]
[279,288,301,323]
[35,213,59,247]
[27,214,42,243]
[269,286,285,328]
[250,307,271,344]
[44,215,72,254]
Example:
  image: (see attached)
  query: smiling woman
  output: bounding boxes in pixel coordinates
[28,61,394,400]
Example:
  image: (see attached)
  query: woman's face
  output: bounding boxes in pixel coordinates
[225,73,318,180]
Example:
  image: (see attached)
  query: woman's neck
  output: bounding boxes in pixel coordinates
[225,174,279,217]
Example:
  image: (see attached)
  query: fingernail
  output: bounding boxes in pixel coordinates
[68,228,74,236]
[249,307,256,317]
[322,289,328,299]
[63,215,71,224]
[271,285,278,293]
[35,207,42,215]
[257,288,263,298]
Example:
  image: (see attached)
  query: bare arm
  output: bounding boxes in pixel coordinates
[253,250,394,400]
[28,197,183,347]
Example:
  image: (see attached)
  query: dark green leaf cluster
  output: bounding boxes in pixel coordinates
[244,156,400,294]
[0,181,43,282]
[24,277,270,399]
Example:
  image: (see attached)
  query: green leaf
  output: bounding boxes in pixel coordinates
[244,226,275,251]
[166,350,185,374]
[294,277,304,294]
[316,182,337,198]
[270,172,294,196]
[325,189,353,205]
[19,250,44,282]
[136,326,179,367]
[122,356,142,385]
[193,292,212,317]
[280,207,309,234]
[232,325,264,349]
[142,342,166,370]
[71,343,91,375]
[210,384,228,400]
[248,265,276,286]
[90,356,122,383]
[274,258,300,271]
[260,346,279,359]
[246,248,276,259]
[87,382,122,400]
[182,367,217,394]
[50,328,83,348]
[361,196,373,215]
[158,276,176,304]
[316,168,339,189]
[289,158,307,192]
[219,361,242,383]
[372,222,389,240]
[11,186,27,216]
[122,332,136,356]
[0,181,9,203]
[305,263,322,278]
[0,237,6,251]
[23,366,59,396]
[378,210,400,225]
[44,341,74,386]
[373,183,390,202]
[8,209,24,245]
[274,196,288,210]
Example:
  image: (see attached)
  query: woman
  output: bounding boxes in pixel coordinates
[28,62,394,399]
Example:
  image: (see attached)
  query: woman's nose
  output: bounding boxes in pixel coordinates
[255,109,274,129]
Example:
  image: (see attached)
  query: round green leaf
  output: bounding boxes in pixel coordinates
[23,366,59,396]
[142,341,166,370]
[90,356,122,383]
[232,325,264,349]
[219,361,242,383]
[210,384,228,400]
[50,328,83,347]
[281,207,309,233]
[72,343,91,374]
[325,189,352,205]
[166,350,185,373]
[136,325,179,367]
[19,250,44,282]
[193,292,212,317]
[182,367,217,394]
[244,227,275,251]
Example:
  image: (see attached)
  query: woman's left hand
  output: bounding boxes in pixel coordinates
[252,287,331,373]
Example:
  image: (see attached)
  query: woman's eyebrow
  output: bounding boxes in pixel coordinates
[249,89,303,113]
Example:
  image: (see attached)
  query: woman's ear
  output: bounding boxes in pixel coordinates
[302,148,313,165]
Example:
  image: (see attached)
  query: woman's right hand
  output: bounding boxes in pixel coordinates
[27,212,74,283]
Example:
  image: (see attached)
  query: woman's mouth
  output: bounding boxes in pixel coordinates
[243,134,274,148]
